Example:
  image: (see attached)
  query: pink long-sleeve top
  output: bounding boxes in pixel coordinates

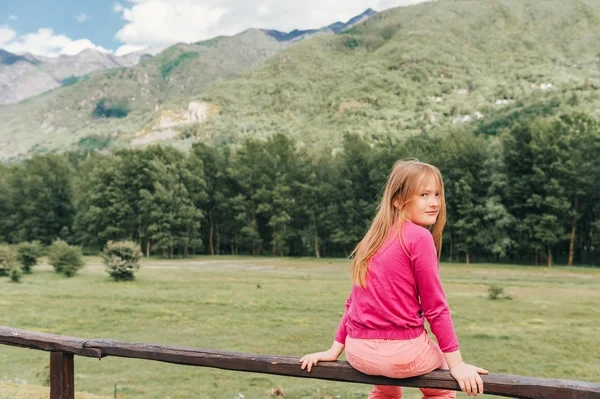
[335,220,459,353]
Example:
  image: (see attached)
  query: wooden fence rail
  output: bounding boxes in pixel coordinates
[1,326,599,399]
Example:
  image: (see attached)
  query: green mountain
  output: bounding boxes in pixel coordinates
[196,0,600,148]
[0,29,286,160]
[1,0,599,160]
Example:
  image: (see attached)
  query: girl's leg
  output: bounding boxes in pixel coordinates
[411,335,456,399]
[346,338,403,399]
[368,385,402,399]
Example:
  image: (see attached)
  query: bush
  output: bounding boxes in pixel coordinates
[17,241,43,273]
[9,266,22,283]
[101,241,143,281]
[0,244,17,277]
[48,240,85,277]
[92,98,130,119]
[487,284,513,300]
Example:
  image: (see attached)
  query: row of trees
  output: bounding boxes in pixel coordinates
[1,112,599,266]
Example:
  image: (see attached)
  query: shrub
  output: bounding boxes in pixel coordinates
[62,76,79,86]
[487,284,513,300]
[101,241,143,281]
[48,240,85,277]
[345,37,361,49]
[0,244,17,277]
[17,241,43,273]
[92,98,130,119]
[9,266,22,283]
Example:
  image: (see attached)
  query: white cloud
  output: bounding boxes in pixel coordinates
[1,28,112,57]
[114,43,147,56]
[113,0,430,49]
[113,2,125,12]
[115,1,228,46]
[257,2,270,17]
[3,0,430,57]
[75,12,91,23]
[0,26,17,45]
[8,15,18,21]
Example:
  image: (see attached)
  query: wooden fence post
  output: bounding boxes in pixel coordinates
[50,352,74,399]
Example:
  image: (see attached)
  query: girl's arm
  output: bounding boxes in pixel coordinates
[299,341,345,372]
[412,230,489,395]
[300,293,352,372]
[444,349,489,396]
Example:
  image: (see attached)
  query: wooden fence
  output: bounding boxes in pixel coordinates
[1,326,599,399]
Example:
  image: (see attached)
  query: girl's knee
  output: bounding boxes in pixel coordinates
[420,387,456,398]
[369,385,403,399]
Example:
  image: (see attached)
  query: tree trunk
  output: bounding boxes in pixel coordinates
[547,246,552,267]
[314,238,321,258]
[272,230,276,257]
[568,199,578,266]
[535,248,539,266]
[466,249,471,264]
[184,243,189,257]
[169,246,174,259]
[251,201,256,257]
[231,240,235,255]
[146,239,151,258]
[209,212,215,256]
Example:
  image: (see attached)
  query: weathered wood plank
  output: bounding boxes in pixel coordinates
[0,327,102,358]
[83,339,600,399]
[2,327,599,399]
[50,352,74,399]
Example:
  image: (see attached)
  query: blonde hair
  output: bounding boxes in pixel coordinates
[350,159,446,288]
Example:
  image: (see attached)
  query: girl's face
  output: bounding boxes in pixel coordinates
[403,174,441,227]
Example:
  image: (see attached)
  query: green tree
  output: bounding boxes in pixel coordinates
[480,139,515,261]
[551,113,600,266]
[48,240,85,277]
[16,241,44,273]
[9,154,74,244]
[101,240,143,281]
[438,130,488,263]
[0,244,17,277]
[140,148,203,258]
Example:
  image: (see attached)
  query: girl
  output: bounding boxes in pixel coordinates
[300,159,488,398]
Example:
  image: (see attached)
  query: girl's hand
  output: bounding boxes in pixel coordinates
[299,349,339,372]
[449,361,489,396]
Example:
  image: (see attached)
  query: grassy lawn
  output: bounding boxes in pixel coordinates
[1,256,599,398]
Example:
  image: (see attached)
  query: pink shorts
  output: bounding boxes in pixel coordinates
[345,331,456,399]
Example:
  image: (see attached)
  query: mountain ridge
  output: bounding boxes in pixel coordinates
[0,9,377,106]
[2,0,599,161]
[262,8,376,42]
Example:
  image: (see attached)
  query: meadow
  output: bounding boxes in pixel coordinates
[1,257,599,398]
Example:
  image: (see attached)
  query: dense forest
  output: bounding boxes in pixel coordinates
[1,111,598,266]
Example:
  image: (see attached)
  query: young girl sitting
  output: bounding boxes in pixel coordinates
[300,159,488,398]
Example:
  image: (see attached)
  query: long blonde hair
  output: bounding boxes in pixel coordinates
[350,159,446,287]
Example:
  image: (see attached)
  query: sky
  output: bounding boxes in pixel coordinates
[0,0,429,57]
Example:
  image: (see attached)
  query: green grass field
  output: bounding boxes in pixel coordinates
[1,257,599,398]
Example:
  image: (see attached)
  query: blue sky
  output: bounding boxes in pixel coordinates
[0,0,428,57]
[2,1,124,51]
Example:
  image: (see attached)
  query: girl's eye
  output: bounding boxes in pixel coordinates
[420,193,427,197]
[435,193,440,196]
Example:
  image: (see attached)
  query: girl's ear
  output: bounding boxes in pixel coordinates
[392,199,400,209]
